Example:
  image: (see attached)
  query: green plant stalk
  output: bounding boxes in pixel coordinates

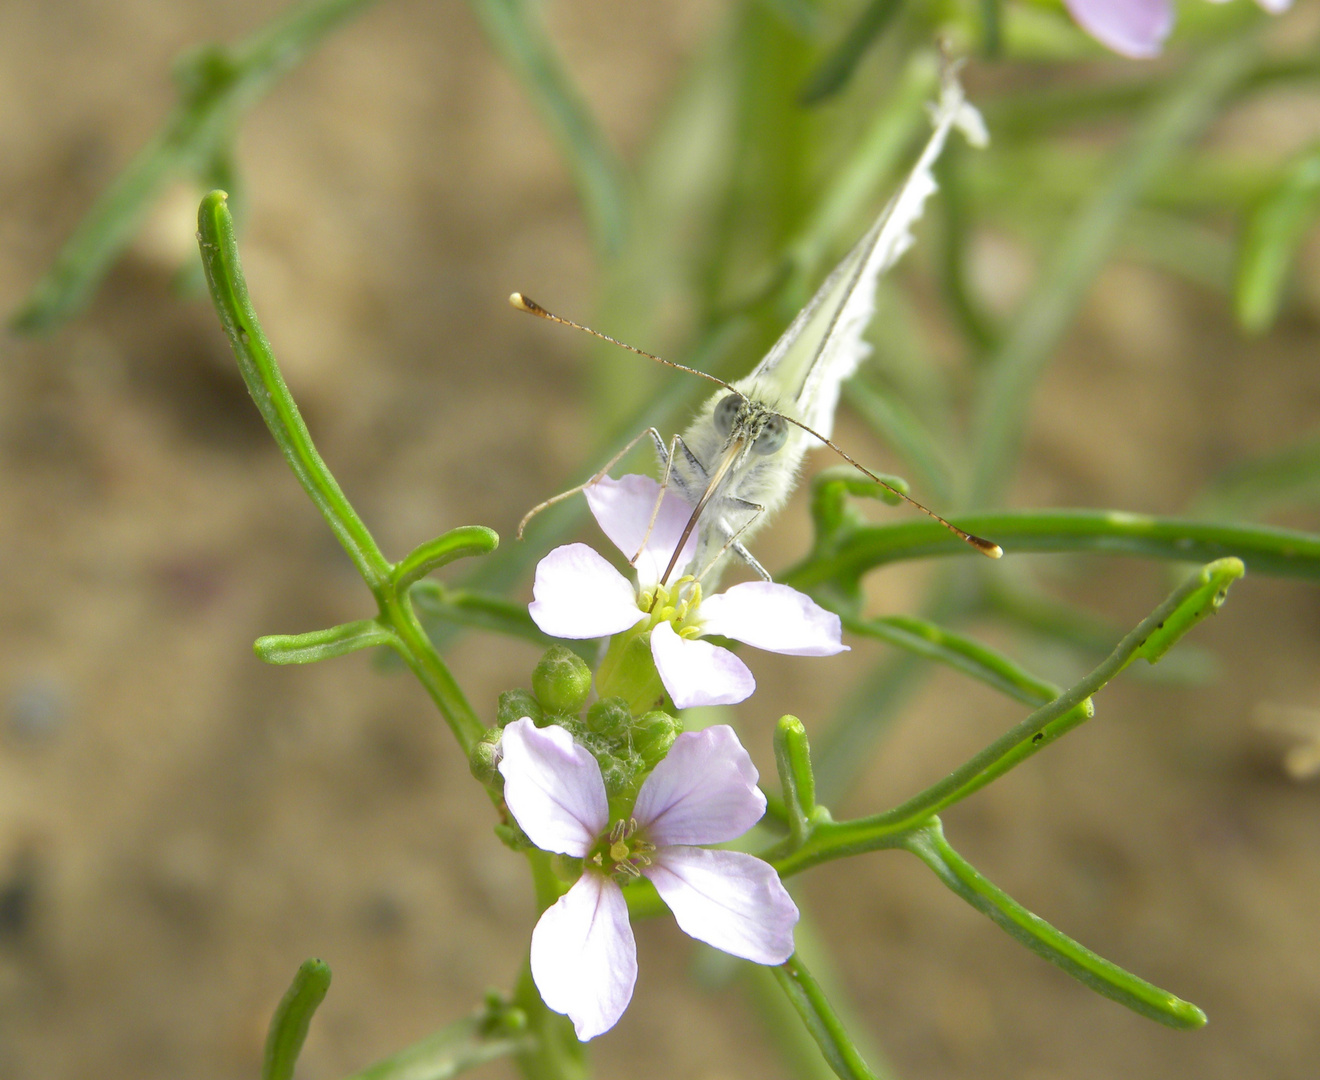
[843,612,1060,706]
[771,953,886,1080]
[785,508,1320,591]
[772,560,1242,876]
[264,959,332,1080]
[904,820,1206,1029]
[968,33,1261,508]
[11,0,377,332]
[196,190,485,752]
[345,1016,534,1080]
[467,0,627,256]
[1235,140,1320,332]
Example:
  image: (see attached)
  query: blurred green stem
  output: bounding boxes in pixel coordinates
[11,0,377,332]
[968,33,1260,508]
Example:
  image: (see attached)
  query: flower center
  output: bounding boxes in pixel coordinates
[638,577,704,640]
[588,818,656,882]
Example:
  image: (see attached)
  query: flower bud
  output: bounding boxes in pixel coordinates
[469,729,504,788]
[634,710,682,768]
[585,697,632,740]
[532,645,593,715]
[497,688,543,729]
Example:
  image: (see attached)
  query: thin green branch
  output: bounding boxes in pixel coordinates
[843,612,1059,707]
[771,953,886,1080]
[197,191,485,752]
[968,34,1261,508]
[785,508,1320,591]
[264,959,332,1080]
[468,0,628,256]
[345,1012,534,1080]
[904,821,1206,1029]
[11,0,377,332]
[256,619,398,664]
[773,559,1243,875]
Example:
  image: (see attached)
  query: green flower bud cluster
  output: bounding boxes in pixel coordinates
[471,645,683,809]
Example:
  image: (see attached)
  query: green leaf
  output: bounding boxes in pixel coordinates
[968,34,1262,508]
[10,0,377,333]
[255,620,397,665]
[784,508,1320,592]
[197,190,393,591]
[197,190,483,752]
[1128,558,1243,666]
[774,715,818,845]
[345,1011,533,1080]
[393,527,500,591]
[770,952,887,1080]
[844,613,1059,706]
[809,467,908,540]
[905,820,1206,1030]
[467,0,628,256]
[774,559,1243,876]
[1235,141,1320,333]
[263,958,332,1080]
[1196,431,1320,518]
[799,0,903,106]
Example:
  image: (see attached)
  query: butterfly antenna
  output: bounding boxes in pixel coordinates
[783,415,1003,559]
[510,293,739,394]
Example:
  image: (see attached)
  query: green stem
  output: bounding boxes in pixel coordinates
[11,0,377,332]
[771,953,886,1080]
[197,190,485,752]
[968,33,1261,508]
[773,560,1242,874]
[264,959,332,1080]
[785,508,1320,590]
[904,821,1206,1030]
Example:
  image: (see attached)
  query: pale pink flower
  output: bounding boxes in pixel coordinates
[528,474,847,709]
[1064,0,1291,59]
[498,717,798,1040]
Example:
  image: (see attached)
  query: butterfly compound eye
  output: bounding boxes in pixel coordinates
[714,394,742,437]
[753,414,788,455]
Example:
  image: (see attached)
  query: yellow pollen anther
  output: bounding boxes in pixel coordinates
[609,839,630,863]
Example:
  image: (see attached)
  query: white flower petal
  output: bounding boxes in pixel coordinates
[1252,0,1292,12]
[700,582,848,657]
[530,873,637,1041]
[498,719,608,856]
[585,474,698,589]
[650,620,754,709]
[644,847,798,965]
[633,726,766,847]
[1063,0,1172,58]
[529,543,646,639]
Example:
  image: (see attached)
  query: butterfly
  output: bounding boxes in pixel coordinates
[515,66,1000,586]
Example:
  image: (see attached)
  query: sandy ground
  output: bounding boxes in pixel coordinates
[1,2,1318,1079]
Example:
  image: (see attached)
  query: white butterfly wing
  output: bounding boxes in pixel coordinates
[740,75,988,439]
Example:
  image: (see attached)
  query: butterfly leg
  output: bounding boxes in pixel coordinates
[518,427,664,538]
[629,433,695,568]
[694,499,770,583]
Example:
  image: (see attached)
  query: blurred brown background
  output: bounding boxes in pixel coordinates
[2,2,1319,1078]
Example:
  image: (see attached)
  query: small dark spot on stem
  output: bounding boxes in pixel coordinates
[1156,621,1165,629]
[1032,732,1044,744]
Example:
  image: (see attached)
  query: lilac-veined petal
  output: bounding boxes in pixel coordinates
[650,620,754,709]
[499,719,608,856]
[633,726,766,847]
[644,847,798,965]
[1064,0,1172,58]
[529,543,646,639]
[585,474,698,589]
[529,873,637,1041]
[700,582,848,657]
